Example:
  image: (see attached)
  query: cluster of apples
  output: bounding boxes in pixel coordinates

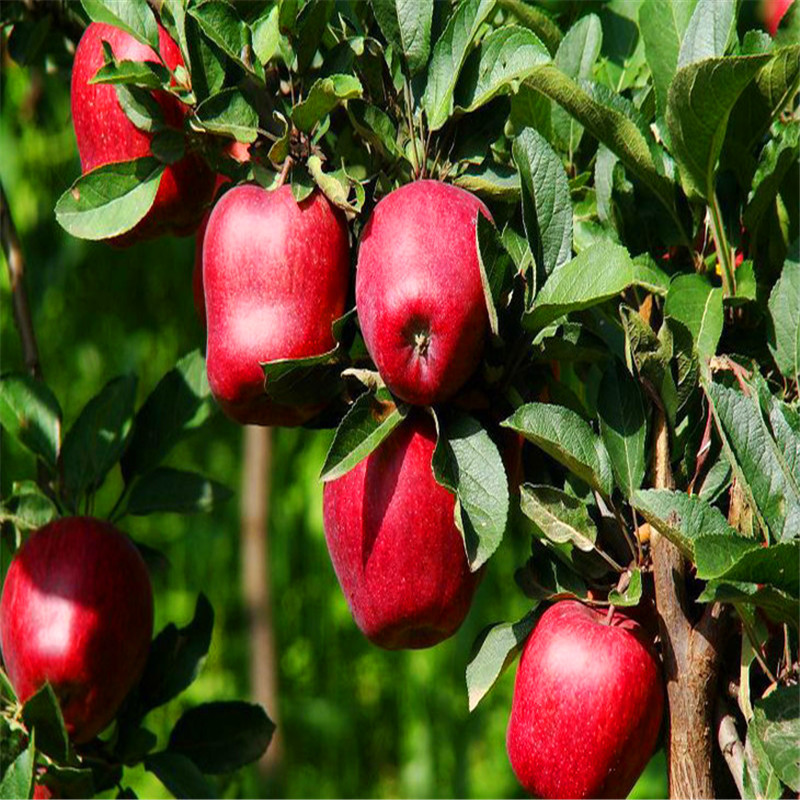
[0,17,666,799]
[200,174,490,648]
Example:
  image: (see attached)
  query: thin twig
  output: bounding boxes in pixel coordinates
[1,181,42,380]
[716,700,747,799]
[403,81,419,178]
[276,156,294,188]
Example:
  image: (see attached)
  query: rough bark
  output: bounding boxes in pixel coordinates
[651,410,728,799]
[241,425,283,777]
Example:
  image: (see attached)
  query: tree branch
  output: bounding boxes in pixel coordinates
[716,699,747,799]
[0,181,42,379]
[650,408,727,799]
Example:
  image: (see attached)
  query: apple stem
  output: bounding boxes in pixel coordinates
[276,156,294,189]
[605,605,616,625]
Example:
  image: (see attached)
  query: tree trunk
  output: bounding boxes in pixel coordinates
[241,425,283,777]
[650,410,728,799]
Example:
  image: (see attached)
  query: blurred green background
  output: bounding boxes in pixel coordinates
[0,52,668,799]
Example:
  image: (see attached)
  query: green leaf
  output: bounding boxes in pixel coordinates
[695,540,799,597]
[0,483,58,531]
[743,45,800,150]
[126,468,232,516]
[454,25,550,113]
[638,0,697,118]
[145,752,215,799]
[293,0,334,74]
[81,0,159,49]
[520,64,676,213]
[767,257,799,384]
[432,410,509,571]
[306,157,363,214]
[187,1,259,78]
[631,488,737,559]
[551,14,602,153]
[278,0,300,33]
[744,121,799,232]
[251,5,280,66]
[597,360,646,498]
[526,240,668,331]
[168,702,275,774]
[516,545,590,599]
[503,403,614,496]
[289,164,315,203]
[194,88,259,143]
[475,214,514,337]
[520,484,597,551]
[0,741,33,800]
[750,687,800,792]
[698,581,798,628]
[465,607,539,712]
[185,13,227,101]
[40,764,95,799]
[262,347,343,407]
[706,380,800,542]
[664,274,723,369]
[745,721,785,800]
[676,0,735,68]
[347,100,401,160]
[320,392,407,482]
[0,374,61,469]
[698,456,732,503]
[620,305,679,425]
[293,74,362,133]
[608,568,643,607]
[422,0,495,131]
[666,54,771,200]
[116,80,167,133]
[767,398,800,480]
[61,375,137,504]
[151,129,185,165]
[370,0,433,75]
[496,0,561,55]
[90,58,171,89]
[55,158,165,240]
[122,350,213,481]
[512,127,572,285]
[21,683,69,763]
[454,162,520,201]
[138,594,214,714]
[0,670,16,703]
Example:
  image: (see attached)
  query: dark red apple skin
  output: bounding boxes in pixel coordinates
[355,180,491,406]
[322,414,482,649]
[204,184,350,426]
[0,517,154,744]
[71,22,215,243]
[507,600,664,799]
[193,141,252,327]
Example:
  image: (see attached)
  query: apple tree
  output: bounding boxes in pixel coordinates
[1,0,799,798]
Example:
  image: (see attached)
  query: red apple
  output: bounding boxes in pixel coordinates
[507,600,664,799]
[193,141,252,327]
[355,180,491,406]
[71,22,215,243]
[323,414,481,649]
[0,517,153,744]
[203,183,350,426]
[763,0,794,34]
